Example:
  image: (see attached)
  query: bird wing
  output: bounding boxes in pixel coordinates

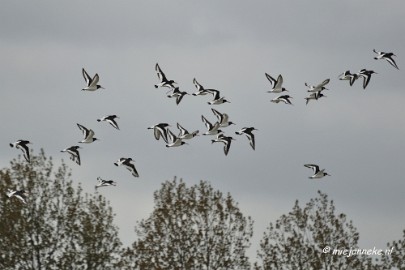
[246,133,255,150]
[304,164,319,173]
[201,115,212,129]
[265,73,276,86]
[193,78,203,91]
[274,75,283,89]
[89,73,100,87]
[82,68,92,86]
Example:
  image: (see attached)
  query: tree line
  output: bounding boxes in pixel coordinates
[0,152,403,269]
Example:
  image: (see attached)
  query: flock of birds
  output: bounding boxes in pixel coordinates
[5,49,400,204]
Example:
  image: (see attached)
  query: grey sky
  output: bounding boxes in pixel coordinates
[1,0,405,262]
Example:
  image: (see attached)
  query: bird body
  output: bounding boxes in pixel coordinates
[77,123,98,143]
[211,108,235,127]
[211,133,234,156]
[82,68,104,91]
[10,140,32,163]
[177,123,199,140]
[61,146,81,165]
[357,69,377,89]
[97,115,120,130]
[235,127,257,150]
[96,177,117,189]
[373,49,399,69]
[167,87,188,105]
[271,95,293,105]
[266,73,288,93]
[201,115,222,135]
[148,123,170,143]
[154,63,176,89]
[304,164,330,179]
[114,157,139,177]
[339,70,358,86]
[7,189,28,204]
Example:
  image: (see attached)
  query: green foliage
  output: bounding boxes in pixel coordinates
[256,190,378,270]
[0,150,122,270]
[126,178,253,270]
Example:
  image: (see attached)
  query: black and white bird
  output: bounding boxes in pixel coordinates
[271,95,293,105]
[166,129,187,148]
[77,123,98,143]
[211,108,235,127]
[206,89,230,105]
[82,68,104,91]
[97,115,120,130]
[357,69,377,89]
[373,49,399,70]
[167,87,188,105]
[191,78,212,96]
[338,70,358,86]
[148,123,170,143]
[265,73,288,93]
[305,92,326,105]
[305,78,330,93]
[304,164,331,179]
[154,63,176,90]
[235,127,257,150]
[114,158,139,177]
[211,133,235,156]
[95,177,117,189]
[7,189,28,204]
[61,146,81,165]
[177,123,199,140]
[10,140,32,163]
[201,115,222,135]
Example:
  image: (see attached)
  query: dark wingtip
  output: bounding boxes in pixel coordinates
[154,85,158,88]
[97,119,101,122]
[114,163,118,166]
[9,143,13,147]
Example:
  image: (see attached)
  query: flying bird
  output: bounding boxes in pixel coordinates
[305,92,326,105]
[271,95,293,105]
[338,70,358,86]
[201,115,222,135]
[167,87,189,105]
[95,177,117,189]
[357,69,377,89]
[211,133,235,156]
[97,115,120,130]
[6,189,28,204]
[166,129,187,148]
[192,78,212,96]
[61,146,81,165]
[304,164,331,179]
[373,49,399,70]
[235,127,257,150]
[82,68,104,91]
[305,78,330,93]
[211,108,235,127]
[114,157,139,177]
[206,89,230,105]
[77,123,98,143]
[177,123,199,140]
[266,73,288,93]
[10,140,32,163]
[148,123,170,143]
[154,63,176,90]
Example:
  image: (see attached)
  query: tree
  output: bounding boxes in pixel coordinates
[124,178,254,269]
[379,229,405,269]
[0,150,122,269]
[256,190,378,270]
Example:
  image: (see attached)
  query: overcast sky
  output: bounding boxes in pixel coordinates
[1,0,405,262]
